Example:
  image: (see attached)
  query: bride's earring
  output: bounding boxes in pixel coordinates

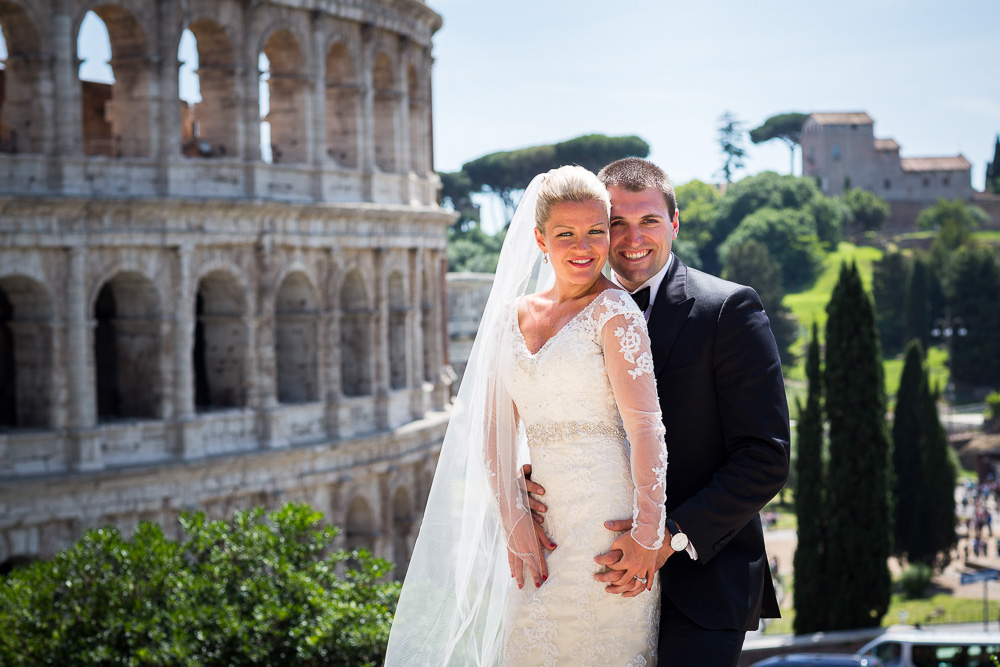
[542,253,549,264]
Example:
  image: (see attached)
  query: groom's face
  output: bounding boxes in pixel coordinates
[607,186,679,292]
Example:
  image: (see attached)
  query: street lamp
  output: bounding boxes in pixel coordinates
[931,316,968,413]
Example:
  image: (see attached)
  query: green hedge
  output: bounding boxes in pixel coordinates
[0,504,400,666]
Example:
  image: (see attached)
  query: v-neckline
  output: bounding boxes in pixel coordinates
[515,288,616,358]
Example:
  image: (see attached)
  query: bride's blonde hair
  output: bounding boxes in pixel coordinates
[535,165,611,233]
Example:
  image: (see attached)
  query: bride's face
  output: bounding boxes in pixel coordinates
[534,200,610,286]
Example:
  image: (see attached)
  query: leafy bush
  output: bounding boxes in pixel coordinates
[0,504,400,666]
[842,188,890,233]
[898,563,934,600]
[987,391,1000,420]
[718,206,824,291]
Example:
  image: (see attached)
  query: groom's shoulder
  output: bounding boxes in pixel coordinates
[682,265,754,305]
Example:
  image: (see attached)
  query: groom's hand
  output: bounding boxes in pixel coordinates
[522,464,549,524]
[594,518,674,597]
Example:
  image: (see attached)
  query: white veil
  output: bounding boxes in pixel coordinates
[385,173,554,666]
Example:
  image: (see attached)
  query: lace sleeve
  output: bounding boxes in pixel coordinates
[595,291,667,550]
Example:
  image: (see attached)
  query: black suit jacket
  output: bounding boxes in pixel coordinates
[649,255,790,635]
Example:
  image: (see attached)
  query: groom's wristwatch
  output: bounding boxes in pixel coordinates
[666,517,689,552]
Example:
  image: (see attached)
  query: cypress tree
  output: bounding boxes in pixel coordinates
[903,259,931,349]
[871,251,911,355]
[793,323,827,634]
[824,262,892,630]
[909,368,958,566]
[946,245,1000,386]
[892,340,927,561]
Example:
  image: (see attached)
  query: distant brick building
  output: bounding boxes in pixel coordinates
[801,112,978,228]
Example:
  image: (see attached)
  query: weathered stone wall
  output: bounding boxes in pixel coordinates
[0,0,454,576]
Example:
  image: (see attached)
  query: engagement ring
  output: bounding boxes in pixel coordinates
[633,576,647,584]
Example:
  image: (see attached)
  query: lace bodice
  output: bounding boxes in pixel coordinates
[500,288,667,550]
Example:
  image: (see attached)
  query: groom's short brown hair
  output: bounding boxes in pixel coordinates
[597,158,677,220]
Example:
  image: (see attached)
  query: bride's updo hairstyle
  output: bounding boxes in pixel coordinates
[534,165,611,233]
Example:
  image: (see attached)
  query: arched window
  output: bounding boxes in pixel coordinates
[0,2,43,153]
[260,30,306,164]
[388,271,407,389]
[93,272,162,421]
[372,52,396,173]
[275,271,319,403]
[325,42,359,168]
[345,495,376,554]
[77,7,151,157]
[179,21,236,158]
[340,270,372,397]
[194,271,248,410]
[0,275,53,429]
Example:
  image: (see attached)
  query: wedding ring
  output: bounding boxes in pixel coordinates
[633,576,647,584]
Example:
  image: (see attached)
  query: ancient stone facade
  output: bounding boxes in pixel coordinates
[446,272,493,387]
[0,0,453,578]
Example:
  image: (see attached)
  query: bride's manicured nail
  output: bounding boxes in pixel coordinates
[542,575,547,581]
[518,584,523,589]
[535,581,541,588]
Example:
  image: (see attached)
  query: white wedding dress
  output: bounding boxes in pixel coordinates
[497,288,667,667]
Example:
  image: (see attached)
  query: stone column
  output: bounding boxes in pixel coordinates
[172,245,203,459]
[240,3,261,195]
[373,249,390,429]
[359,26,376,200]
[311,15,327,199]
[51,0,82,157]
[398,50,412,177]
[66,246,100,471]
[155,1,180,189]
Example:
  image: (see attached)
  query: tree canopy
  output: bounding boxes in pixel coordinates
[716,111,747,184]
[457,134,650,221]
[749,112,808,174]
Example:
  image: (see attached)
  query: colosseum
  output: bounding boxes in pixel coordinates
[0,0,453,578]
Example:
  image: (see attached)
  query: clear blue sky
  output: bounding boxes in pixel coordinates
[430,0,1000,192]
[6,3,997,195]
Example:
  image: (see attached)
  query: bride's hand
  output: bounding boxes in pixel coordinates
[507,521,555,590]
[609,533,658,593]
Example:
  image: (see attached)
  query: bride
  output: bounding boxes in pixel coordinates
[385,166,667,666]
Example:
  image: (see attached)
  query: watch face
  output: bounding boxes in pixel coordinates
[671,533,689,552]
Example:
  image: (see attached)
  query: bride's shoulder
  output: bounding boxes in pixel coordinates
[589,288,643,326]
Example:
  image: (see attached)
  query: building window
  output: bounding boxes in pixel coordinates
[832,144,841,161]
[923,177,930,187]
[943,176,950,186]
[884,178,891,190]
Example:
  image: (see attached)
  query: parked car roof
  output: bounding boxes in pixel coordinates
[750,653,882,667]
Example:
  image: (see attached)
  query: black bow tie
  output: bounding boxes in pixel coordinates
[629,286,651,311]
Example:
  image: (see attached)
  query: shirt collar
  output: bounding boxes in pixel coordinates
[611,253,673,314]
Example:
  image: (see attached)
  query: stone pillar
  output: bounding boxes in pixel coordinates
[155,1,179,186]
[66,246,100,471]
[173,246,195,419]
[51,0,82,157]
[173,245,202,459]
[373,249,390,429]
[398,50,412,178]
[311,16,327,198]
[359,26,376,200]
[240,3,261,195]
[323,250,342,439]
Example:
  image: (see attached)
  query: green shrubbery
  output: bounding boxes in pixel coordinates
[0,504,400,666]
[898,564,935,600]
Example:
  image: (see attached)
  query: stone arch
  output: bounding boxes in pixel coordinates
[275,270,319,403]
[340,269,373,397]
[0,1,44,154]
[345,493,377,553]
[77,5,153,157]
[91,271,162,421]
[194,269,248,410]
[372,51,396,173]
[391,484,414,580]
[0,274,52,428]
[180,18,236,158]
[260,27,306,164]
[325,41,359,168]
[387,270,407,390]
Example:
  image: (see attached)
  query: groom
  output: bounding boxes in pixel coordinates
[530,158,790,666]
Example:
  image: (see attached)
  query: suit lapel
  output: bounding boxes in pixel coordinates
[648,255,695,376]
